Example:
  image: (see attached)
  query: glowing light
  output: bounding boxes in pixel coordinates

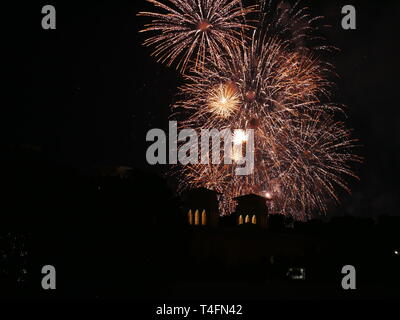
[233,130,249,145]
[208,83,241,118]
[231,148,242,162]
[265,192,273,200]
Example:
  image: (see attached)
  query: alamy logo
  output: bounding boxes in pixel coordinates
[341,5,356,30]
[341,265,356,290]
[41,5,56,30]
[146,121,255,176]
[41,265,56,290]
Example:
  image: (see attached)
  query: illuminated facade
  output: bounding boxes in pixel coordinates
[183,189,270,228]
[182,188,220,227]
[233,194,269,228]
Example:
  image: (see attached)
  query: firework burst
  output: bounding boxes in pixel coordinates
[207,82,241,118]
[138,0,361,219]
[176,111,361,219]
[174,34,339,129]
[258,0,337,52]
[138,0,256,73]
[172,33,361,218]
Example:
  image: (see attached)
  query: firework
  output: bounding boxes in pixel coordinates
[138,0,361,219]
[258,0,337,52]
[207,82,241,118]
[174,35,338,129]
[172,33,361,219]
[138,0,255,73]
[176,111,361,219]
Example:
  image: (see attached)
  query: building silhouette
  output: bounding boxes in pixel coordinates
[182,188,220,227]
[181,189,271,228]
[233,194,269,228]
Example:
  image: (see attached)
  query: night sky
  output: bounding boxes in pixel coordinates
[6,0,400,218]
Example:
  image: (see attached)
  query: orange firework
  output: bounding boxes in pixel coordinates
[138,0,256,73]
[172,33,361,218]
[138,0,362,219]
[174,35,338,129]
